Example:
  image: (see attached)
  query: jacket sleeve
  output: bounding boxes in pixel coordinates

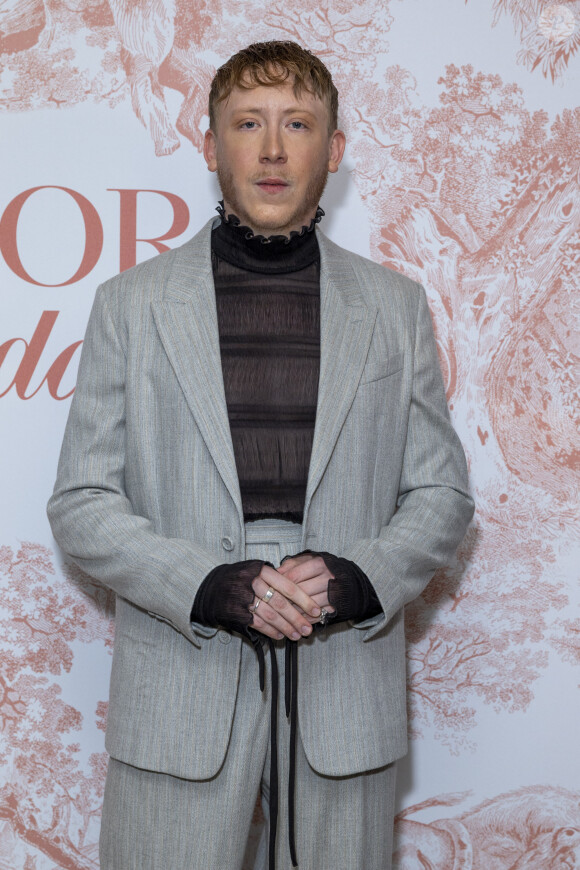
[343,285,474,640]
[47,284,219,645]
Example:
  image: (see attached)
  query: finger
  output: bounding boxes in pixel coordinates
[291,575,329,599]
[249,609,284,641]
[297,595,335,618]
[282,556,331,585]
[304,614,334,625]
[256,592,315,639]
[310,591,333,609]
[254,565,321,618]
[277,554,311,575]
[302,604,337,625]
[250,598,313,641]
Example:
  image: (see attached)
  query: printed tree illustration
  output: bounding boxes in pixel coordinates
[0,0,125,111]
[356,64,579,500]
[0,543,113,869]
[404,520,569,751]
[552,618,580,687]
[246,0,394,64]
[327,59,579,748]
[477,0,580,81]
[394,785,580,867]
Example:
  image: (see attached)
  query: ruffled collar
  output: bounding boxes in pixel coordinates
[211,201,322,274]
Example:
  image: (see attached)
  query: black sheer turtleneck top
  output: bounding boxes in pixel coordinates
[211,204,322,522]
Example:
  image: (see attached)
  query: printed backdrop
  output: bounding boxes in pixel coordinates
[1,1,579,867]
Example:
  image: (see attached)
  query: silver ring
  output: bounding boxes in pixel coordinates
[250,599,260,614]
[319,608,329,626]
[262,587,275,603]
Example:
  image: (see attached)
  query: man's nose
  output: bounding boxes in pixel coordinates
[259,127,287,162]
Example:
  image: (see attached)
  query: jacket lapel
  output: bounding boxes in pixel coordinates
[152,220,243,522]
[303,230,377,519]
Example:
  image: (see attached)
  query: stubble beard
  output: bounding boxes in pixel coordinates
[217,163,329,237]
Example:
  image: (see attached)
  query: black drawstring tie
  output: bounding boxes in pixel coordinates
[285,638,298,867]
[249,633,299,869]
[267,639,281,870]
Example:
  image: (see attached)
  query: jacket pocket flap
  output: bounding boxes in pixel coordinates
[360,352,404,384]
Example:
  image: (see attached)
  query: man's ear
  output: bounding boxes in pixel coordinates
[204,129,218,172]
[328,129,346,174]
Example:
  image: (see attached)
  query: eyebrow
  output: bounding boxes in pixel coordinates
[231,106,318,119]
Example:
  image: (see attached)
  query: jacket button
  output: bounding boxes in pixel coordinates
[218,630,231,644]
[221,536,234,551]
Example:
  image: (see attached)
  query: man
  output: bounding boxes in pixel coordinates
[48,41,474,870]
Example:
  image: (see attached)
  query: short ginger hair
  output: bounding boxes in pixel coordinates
[209,41,339,133]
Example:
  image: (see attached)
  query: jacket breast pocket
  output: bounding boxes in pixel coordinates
[359,352,404,386]
[351,351,405,432]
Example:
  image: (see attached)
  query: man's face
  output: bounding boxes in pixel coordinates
[204,78,345,237]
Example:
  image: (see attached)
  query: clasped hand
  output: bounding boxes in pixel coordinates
[250,554,335,641]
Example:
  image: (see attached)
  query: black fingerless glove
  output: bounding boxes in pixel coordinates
[288,551,382,624]
[322,552,383,623]
[191,560,266,635]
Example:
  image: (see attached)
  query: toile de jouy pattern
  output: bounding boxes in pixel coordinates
[1,1,579,867]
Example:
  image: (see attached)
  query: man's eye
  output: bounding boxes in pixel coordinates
[241,121,257,129]
[289,121,306,129]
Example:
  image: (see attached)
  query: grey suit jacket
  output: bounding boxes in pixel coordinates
[47,218,474,780]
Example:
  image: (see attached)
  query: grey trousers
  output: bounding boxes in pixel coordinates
[100,520,396,870]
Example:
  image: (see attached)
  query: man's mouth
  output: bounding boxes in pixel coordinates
[255,178,289,194]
